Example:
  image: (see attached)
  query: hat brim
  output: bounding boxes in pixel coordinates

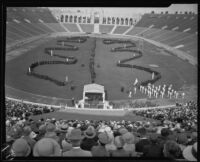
[68,135,84,140]
[83,131,96,139]
[25,145,31,157]
[183,146,197,161]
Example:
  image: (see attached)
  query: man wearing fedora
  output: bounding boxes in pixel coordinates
[80,126,98,151]
[62,129,92,157]
[91,132,110,157]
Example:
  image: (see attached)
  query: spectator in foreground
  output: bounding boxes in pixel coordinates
[80,126,98,151]
[33,138,61,156]
[142,134,163,158]
[135,127,150,153]
[22,126,36,150]
[163,140,182,160]
[44,123,59,142]
[176,133,188,151]
[110,136,130,157]
[62,129,92,157]
[11,138,31,157]
[122,132,137,156]
[182,142,197,161]
[91,132,110,156]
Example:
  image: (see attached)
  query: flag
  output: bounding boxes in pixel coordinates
[152,72,155,80]
[133,78,138,86]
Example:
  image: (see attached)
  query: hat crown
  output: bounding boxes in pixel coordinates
[98,132,109,144]
[69,129,82,140]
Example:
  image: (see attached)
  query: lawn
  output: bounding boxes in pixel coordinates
[5,36,197,105]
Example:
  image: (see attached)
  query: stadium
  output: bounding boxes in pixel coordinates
[4,5,198,160]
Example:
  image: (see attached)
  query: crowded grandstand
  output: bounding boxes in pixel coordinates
[3,5,197,160]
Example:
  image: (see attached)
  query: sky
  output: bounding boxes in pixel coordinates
[50,4,198,15]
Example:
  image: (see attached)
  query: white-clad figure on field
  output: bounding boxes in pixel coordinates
[28,67,31,73]
[175,92,179,99]
[128,91,132,98]
[144,88,147,94]
[161,91,164,98]
[140,85,142,91]
[155,92,158,98]
[65,76,68,82]
[50,50,53,56]
[149,91,152,98]
[169,92,172,99]
[134,87,137,94]
[182,92,185,99]
[66,58,69,62]
[141,86,144,93]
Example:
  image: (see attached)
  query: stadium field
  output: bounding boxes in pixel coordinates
[5,36,197,105]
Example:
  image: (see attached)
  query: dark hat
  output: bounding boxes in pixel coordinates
[84,126,96,138]
[183,142,197,161]
[137,127,147,136]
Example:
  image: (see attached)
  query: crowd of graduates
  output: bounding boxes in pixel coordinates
[3,99,197,160]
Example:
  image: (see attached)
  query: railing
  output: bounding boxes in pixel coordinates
[6,96,176,111]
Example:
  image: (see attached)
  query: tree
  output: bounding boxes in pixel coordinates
[151,11,155,14]
[165,11,168,14]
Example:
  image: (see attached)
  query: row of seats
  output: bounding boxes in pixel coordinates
[135,14,197,34]
[6,8,197,59]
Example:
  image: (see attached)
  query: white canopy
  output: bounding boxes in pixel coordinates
[83,83,104,93]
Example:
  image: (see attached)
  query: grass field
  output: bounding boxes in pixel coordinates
[5,36,197,105]
[30,109,161,124]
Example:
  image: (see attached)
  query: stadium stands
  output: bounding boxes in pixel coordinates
[4,8,198,159]
[113,26,130,34]
[125,13,197,58]
[79,24,94,33]
[62,23,80,32]
[4,98,197,160]
[6,7,66,47]
[99,24,114,33]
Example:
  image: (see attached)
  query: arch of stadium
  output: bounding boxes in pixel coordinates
[6,7,197,111]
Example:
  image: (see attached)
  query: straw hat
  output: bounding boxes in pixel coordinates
[183,142,197,161]
[98,132,109,144]
[33,138,61,156]
[122,132,135,144]
[11,138,31,157]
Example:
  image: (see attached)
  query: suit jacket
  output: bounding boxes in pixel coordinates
[62,147,92,157]
[91,145,109,157]
[142,143,163,158]
[80,137,98,151]
[135,138,151,153]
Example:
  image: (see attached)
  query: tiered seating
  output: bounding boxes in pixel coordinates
[79,24,94,33]
[126,27,146,36]
[113,26,130,34]
[6,7,67,47]
[63,23,80,32]
[126,13,197,58]
[135,13,197,34]
[99,25,114,33]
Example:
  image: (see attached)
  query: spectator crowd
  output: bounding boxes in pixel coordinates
[3,99,197,161]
